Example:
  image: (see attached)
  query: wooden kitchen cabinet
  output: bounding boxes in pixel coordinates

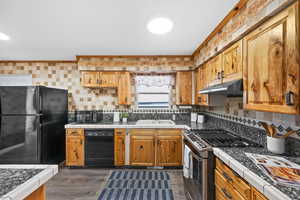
[24,185,46,200]
[156,135,182,166]
[114,129,126,166]
[81,71,119,88]
[176,71,193,105]
[66,129,84,166]
[129,129,182,167]
[252,187,268,200]
[243,2,299,114]
[207,54,223,86]
[130,135,155,166]
[222,40,243,83]
[197,64,209,106]
[98,71,119,87]
[215,158,268,200]
[81,71,99,87]
[118,72,131,105]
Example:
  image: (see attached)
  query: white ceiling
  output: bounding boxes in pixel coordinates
[0,0,239,60]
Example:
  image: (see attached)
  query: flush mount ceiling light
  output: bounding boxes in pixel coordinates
[0,32,10,41]
[147,17,173,35]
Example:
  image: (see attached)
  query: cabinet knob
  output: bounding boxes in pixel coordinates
[140,145,143,149]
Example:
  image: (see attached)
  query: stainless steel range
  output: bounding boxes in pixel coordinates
[183,129,262,200]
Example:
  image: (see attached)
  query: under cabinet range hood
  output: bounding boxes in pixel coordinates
[199,79,243,97]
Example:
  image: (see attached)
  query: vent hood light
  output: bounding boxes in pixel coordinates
[0,32,10,41]
[147,17,173,35]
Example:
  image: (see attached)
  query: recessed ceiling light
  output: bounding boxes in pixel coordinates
[147,17,173,35]
[0,32,10,41]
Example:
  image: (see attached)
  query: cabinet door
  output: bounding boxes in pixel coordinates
[118,72,131,105]
[222,40,243,83]
[130,135,155,166]
[176,71,192,105]
[243,3,299,114]
[156,136,182,166]
[66,129,84,166]
[114,129,126,166]
[251,187,267,200]
[208,54,222,86]
[199,65,209,106]
[99,72,119,87]
[81,71,99,87]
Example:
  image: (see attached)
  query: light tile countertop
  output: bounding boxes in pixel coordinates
[65,120,300,200]
[0,165,58,200]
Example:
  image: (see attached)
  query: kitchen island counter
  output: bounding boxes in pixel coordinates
[0,165,58,200]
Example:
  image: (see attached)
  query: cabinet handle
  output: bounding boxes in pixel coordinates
[286,91,295,106]
[122,140,125,145]
[222,171,233,182]
[217,72,221,80]
[140,145,143,149]
[221,188,232,199]
[221,70,224,78]
[80,140,82,145]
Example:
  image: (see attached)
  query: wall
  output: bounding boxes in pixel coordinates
[0,56,193,111]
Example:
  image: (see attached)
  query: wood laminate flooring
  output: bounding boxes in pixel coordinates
[46,168,186,200]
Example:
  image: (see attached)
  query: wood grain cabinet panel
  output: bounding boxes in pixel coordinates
[114,129,126,166]
[176,71,193,105]
[156,135,182,166]
[81,71,99,87]
[208,54,223,86]
[252,187,268,200]
[222,40,243,83]
[130,135,155,166]
[99,71,119,87]
[66,129,84,166]
[24,185,46,200]
[198,64,209,106]
[243,2,299,114]
[118,72,131,105]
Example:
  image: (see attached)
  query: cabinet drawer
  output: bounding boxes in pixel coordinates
[216,158,251,199]
[66,129,84,137]
[115,128,126,136]
[215,170,246,200]
[157,129,182,136]
[130,129,155,136]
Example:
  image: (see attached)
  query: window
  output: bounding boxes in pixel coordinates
[135,75,173,108]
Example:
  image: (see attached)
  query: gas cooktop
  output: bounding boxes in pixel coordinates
[186,129,262,148]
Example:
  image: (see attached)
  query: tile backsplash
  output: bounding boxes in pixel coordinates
[0,56,193,111]
[201,97,300,139]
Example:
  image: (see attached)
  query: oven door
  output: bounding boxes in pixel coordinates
[183,142,208,200]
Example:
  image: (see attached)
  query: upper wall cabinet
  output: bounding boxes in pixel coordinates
[81,71,99,87]
[222,40,243,83]
[243,2,299,114]
[118,72,131,105]
[81,71,119,88]
[176,71,193,105]
[207,54,223,86]
[196,66,209,106]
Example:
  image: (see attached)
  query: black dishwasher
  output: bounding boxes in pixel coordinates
[85,129,114,167]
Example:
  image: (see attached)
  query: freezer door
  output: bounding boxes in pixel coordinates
[0,86,39,115]
[0,115,40,164]
[39,87,68,116]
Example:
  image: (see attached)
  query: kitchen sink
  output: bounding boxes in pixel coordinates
[136,120,175,126]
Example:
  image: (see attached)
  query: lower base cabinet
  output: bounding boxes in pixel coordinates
[130,135,155,166]
[24,185,46,200]
[114,129,126,166]
[66,129,84,167]
[129,129,182,167]
[157,135,182,166]
[215,158,268,200]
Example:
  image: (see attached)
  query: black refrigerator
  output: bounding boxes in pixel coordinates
[0,86,68,164]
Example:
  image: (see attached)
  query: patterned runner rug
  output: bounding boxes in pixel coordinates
[97,171,174,200]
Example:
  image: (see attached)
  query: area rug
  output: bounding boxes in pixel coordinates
[97,170,174,200]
